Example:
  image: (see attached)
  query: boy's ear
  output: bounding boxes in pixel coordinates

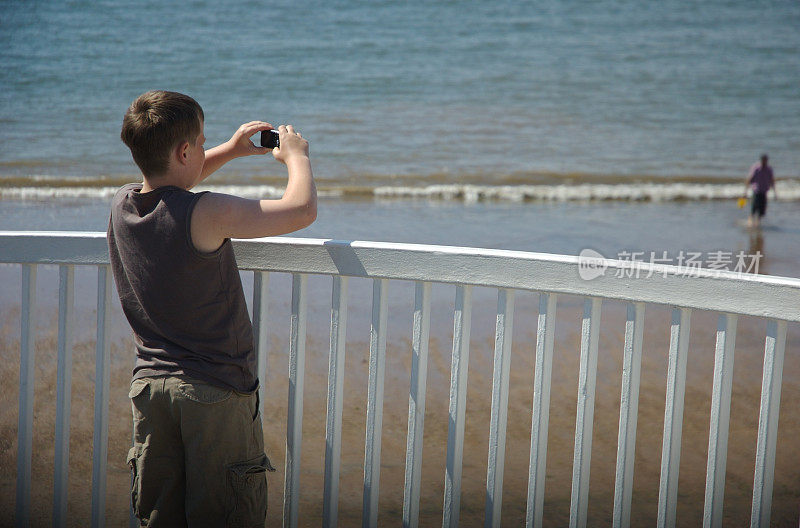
[176,141,190,165]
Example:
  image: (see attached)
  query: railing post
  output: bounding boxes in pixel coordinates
[363,278,389,528]
[91,266,113,528]
[16,264,36,528]
[284,273,308,528]
[253,271,270,414]
[750,319,787,528]
[657,308,692,528]
[613,302,645,528]
[484,289,515,528]
[54,264,75,527]
[323,275,349,528]
[403,281,432,528]
[443,285,473,528]
[703,313,737,528]
[526,293,557,528]
[570,297,602,528]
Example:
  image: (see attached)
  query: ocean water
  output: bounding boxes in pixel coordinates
[0,0,798,273]
[1,0,799,183]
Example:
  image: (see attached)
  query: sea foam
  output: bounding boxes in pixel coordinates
[1,180,797,203]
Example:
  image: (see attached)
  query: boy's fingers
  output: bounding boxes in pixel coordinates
[239,122,274,138]
[286,125,296,134]
[244,120,272,128]
[244,123,273,134]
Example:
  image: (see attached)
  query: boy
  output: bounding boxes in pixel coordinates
[108,90,316,526]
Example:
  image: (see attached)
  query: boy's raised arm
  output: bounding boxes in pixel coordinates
[198,121,275,182]
[191,125,317,253]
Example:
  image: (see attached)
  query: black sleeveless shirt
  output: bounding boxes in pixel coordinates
[108,183,256,392]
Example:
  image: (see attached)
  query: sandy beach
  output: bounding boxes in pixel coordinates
[0,272,797,527]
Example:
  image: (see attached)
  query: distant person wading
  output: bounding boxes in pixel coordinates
[744,153,777,228]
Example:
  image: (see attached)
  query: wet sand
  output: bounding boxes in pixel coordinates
[0,276,798,527]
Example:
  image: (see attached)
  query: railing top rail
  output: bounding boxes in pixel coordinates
[1,231,799,322]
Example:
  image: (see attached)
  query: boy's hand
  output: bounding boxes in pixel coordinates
[272,125,309,165]
[227,121,274,157]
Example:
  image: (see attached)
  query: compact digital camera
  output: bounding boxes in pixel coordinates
[260,130,280,149]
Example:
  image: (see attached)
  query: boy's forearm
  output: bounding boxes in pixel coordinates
[200,141,237,181]
[282,156,316,209]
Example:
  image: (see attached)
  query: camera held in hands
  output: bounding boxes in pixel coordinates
[260,130,280,149]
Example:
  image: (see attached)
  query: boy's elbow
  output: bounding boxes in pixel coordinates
[298,197,317,228]
[307,202,317,224]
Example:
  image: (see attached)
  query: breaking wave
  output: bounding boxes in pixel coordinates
[1,174,798,203]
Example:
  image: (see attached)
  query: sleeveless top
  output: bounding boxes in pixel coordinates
[107,183,256,392]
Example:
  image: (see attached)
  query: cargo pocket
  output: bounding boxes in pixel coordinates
[127,444,144,520]
[128,379,149,423]
[128,379,148,400]
[226,453,273,527]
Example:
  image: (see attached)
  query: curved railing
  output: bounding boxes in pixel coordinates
[1,231,798,528]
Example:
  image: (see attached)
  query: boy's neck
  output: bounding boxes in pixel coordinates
[140,172,182,193]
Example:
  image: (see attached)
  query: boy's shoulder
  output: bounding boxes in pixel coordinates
[113,182,143,203]
[112,183,198,205]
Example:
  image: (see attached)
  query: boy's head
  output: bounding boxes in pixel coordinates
[121,91,204,178]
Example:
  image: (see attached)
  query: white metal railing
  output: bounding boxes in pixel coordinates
[1,231,798,528]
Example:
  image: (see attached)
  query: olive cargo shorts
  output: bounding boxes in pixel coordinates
[127,376,275,527]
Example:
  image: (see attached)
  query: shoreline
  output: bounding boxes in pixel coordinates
[1,177,800,204]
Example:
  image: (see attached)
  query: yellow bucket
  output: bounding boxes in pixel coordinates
[737,197,747,209]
